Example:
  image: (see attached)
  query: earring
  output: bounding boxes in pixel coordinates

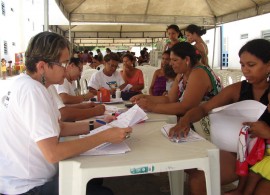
[267,73,270,83]
[41,73,46,86]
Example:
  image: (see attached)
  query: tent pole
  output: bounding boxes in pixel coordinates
[211,19,217,69]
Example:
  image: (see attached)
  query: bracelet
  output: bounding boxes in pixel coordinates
[89,120,94,132]
[82,94,88,101]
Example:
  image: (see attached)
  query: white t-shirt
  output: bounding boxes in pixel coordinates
[88,70,124,90]
[47,85,66,110]
[96,64,104,71]
[55,78,77,96]
[0,74,60,194]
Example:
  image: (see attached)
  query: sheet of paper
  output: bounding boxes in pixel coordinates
[121,84,133,92]
[161,124,205,143]
[80,142,131,156]
[110,104,148,127]
[209,100,266,152]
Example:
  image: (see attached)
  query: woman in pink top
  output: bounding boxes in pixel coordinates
[121,53,144,93]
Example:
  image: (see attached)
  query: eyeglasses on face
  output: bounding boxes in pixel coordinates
[49,61,69,68]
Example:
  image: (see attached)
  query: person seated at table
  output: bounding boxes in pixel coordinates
[162,63,177,96]
[149,50,171,96]
[88,52,127,95]
[48,85,105,122]
[55,57,94,104]
[91,54,104,70]
[121,53,144,94]
[137,49,149,65]
[130,42,222,117]
[0,31,132,195]
[169,39,270,195]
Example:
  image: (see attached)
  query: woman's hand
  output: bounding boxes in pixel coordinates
[130,94,145,103]
[103,115,117,123]
[169,117,191,139]
[93,104,105,115]
[243,121,270,139]
[103,127,133,143]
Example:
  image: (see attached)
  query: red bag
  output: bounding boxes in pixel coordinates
[97,87,111,102]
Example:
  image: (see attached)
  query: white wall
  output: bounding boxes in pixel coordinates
[203,13,270,70]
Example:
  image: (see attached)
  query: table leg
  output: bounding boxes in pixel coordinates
[208,148,220,195]
[168,170,184,195]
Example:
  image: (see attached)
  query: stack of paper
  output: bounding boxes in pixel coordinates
[161,124,205,143]
[80,104,148,155]
[209,100,266,152]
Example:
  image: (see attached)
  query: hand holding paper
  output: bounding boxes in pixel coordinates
[209,100,266,152]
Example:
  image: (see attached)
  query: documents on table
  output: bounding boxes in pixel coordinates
[161,124,205,143]
[80,104,148,155]
[209,100,266,152]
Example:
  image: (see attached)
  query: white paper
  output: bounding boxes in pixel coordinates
[161,124,205,143]
[110,104,148,128]
[121,84,133,92]
[81,142,131,156]
[209,100,266,152]
[80,104,148,155]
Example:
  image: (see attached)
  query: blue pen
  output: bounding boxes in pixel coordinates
[96,119,107,125]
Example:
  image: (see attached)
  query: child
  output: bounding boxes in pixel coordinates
[162,63,177,96]
[1,58,7,80]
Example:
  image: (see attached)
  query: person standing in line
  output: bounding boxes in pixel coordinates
[1,58,7,80]
[163,24,185,51]
[185,24,209,66]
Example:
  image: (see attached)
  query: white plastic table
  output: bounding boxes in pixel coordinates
[59,121,220,195]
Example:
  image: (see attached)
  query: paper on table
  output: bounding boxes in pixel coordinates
[209,100,266,152]
[110,104,148,128]
[121,84,133,92]
[80,104,148,155]
[81,142,131,156]
[161,124,205,143]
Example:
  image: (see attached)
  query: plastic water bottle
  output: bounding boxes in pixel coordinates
[116,88,121,99]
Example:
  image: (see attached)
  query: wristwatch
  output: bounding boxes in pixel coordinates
[89,120,94,132]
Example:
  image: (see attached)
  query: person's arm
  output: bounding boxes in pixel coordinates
[59,104,105,122]
[37,125,132,163]
[59,91,94,104]
[130,69,144,91]
[149,70,159,95]
[169,82,241,138]
[135,68,218,115]
[196,42,208,66]
[65,102,96,109]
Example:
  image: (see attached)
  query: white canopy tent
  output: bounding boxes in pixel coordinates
[49,0,270,47]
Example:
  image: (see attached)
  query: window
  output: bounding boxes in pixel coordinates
[3,41,8,55]
[262,30,270,41]
[1,1,5,16]
[240,34,248,39]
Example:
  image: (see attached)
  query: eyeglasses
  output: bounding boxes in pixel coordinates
[49,61,69,68]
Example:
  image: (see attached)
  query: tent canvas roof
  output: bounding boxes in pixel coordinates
[52,0,270,46]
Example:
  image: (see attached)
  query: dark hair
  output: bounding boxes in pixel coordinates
[186,24,206,36]
[104,52,120,62]
[239,39,270,63]
[170,42,198,67]
[122,53,135,67]
[69,57,81,67]
[25,31,70,73]
[163,49,171,56]
[93,55,103,62]
[96,49,101,53]
[167,24,184,38]
[106,48,111,52]
[164,64,177,78]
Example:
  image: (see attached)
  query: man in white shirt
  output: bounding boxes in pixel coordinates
[55,57,94,104]
[88,53,127,95]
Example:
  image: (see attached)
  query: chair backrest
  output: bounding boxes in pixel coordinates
[140,66,158,94]
[80,69,98,94]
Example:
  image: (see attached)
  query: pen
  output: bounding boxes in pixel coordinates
[96,119,107,125]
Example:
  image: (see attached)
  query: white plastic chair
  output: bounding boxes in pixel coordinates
[79,69,98,94]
